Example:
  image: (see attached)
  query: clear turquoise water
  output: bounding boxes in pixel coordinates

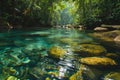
[0,28,119,80]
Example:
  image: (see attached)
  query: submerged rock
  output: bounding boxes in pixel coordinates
[7,76,19,80]
[30,31,50,37]
[105,53,120,60]
[80,57,117,66]
[104,72,120,80]
[49,46,66,58]
[29,67,47,79]
[48,71,59,78]
[8,67,17,75]
[45,77,51,80]
[69,64,84,80]
[60,38,75,44]
[9,54,30,66]
[60,37,93,45]
[73,44,106,56]
[69,64,101,80]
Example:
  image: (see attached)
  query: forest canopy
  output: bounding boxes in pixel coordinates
[0,0,120,29]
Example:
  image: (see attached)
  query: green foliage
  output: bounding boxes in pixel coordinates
[75,0,120,29]
[18,0,56,26]
[98,0,120,24]
[82,17,102,29]
[0,0,57,26]
[0,0,120,28]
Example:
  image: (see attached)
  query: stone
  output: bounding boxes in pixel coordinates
[29,67,47,79]
[30,31,50,37]
[105,53,120,59]
[74,25,85,30]
[69,64,84,80]
[60,38,79,47]
[60,38,73,44]
[104,72,120,80]
[8,53,30,66]
[89,30,120,41]
[7,76,19,80]
[69,64,100,80]
[101,24,120,30]
[73,44,106,56]
[114,36,120,47]
[45,77,51,80]
[80,57,117,66]
[60,37,93,46]
[49,46,66,58]
[48,71,59,78]
[114,35,120,41]
[94,27,108,31]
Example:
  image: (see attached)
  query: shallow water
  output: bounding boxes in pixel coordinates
[0,28,120,80]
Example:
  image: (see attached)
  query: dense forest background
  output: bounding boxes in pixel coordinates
[0,0,120,29]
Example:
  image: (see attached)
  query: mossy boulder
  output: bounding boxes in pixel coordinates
[49,46,66,58]
[104,72,120,80]
[80,57,117,66]
[73,44,106,56]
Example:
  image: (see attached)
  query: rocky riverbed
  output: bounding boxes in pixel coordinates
[0,27,120,80]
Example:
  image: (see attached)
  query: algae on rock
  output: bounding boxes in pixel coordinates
[80,57,117,66]
[49,46,66,58]
[73,44,106,56]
